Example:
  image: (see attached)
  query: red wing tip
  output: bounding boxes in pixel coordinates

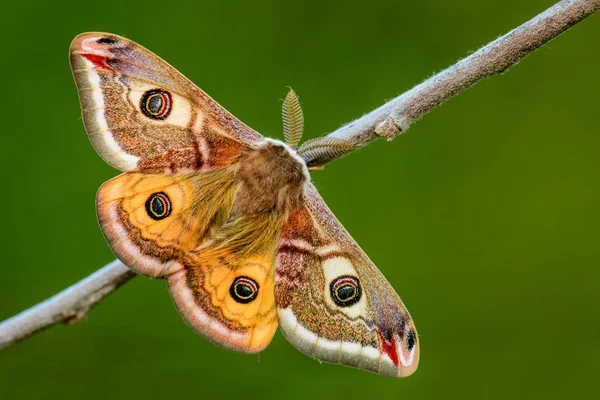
[70,33,124,70]
[376,324,420,377]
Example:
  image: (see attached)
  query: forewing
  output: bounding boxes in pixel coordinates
[70,32,263,172]
[275,184,419,377]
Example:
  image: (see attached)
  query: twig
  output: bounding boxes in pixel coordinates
[325,0,600,162]
[0,0,597,351]
[0,260,135,350]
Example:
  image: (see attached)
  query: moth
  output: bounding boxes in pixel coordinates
[70,32,419,377]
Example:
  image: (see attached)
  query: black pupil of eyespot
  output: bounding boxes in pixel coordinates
[235,283,254,298]
[337,285,356,301]
[147,94,163,114]
[151,196,165,215]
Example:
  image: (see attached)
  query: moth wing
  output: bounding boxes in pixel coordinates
[275,184,419,377]
[70,32,262,172]
[76,32,278,352]
[96,169,238,278]
[99,171,279,352]
[168,214,282,353]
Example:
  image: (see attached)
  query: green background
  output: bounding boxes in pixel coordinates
[1,0,598,398]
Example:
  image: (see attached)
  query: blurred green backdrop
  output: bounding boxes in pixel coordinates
[1,0,598,399]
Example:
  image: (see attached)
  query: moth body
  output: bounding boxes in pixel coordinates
[233,139,309,217]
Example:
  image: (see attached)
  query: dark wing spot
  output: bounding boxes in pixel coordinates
[145,192,172,220]
[406,329,416,351]
[330,276,362,307]
[97,37,118,44]
[140,89,172,120]
[230,277,259,304]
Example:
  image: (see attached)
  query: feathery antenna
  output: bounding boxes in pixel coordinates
[282,88,355,167]
[282,89,304,149]
[297,137,357,168]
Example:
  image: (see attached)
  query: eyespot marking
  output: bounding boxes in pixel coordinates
[145,192,172,220]
[330,276,361,307]
[141,89,172,120]
[230,277,259,304]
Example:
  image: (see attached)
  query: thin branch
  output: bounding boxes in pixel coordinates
[0,0,597,351]
[324,0,600,164]
[0,260,135,350]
